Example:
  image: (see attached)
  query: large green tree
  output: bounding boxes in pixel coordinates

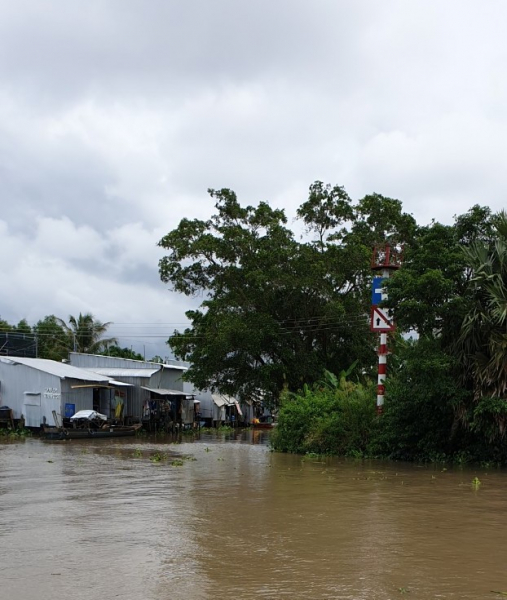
[158,182,415,404]
[384,205,507,454]
[33,315,72,361]
[457,210,507,399]
[0,317,13,332]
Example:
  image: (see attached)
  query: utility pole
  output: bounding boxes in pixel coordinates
[370,242,401,414]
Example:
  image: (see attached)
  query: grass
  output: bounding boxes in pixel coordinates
[200,425,239,433]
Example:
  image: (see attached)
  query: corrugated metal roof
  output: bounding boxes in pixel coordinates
[70,378,134,389]
[0,357,110,383]
[211,394,237,407]
[70,352,187,370]
[108,378,133,387]
[82,367,160,377]
[141,386,186,396]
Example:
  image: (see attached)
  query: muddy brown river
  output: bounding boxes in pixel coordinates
[1,430,506,600]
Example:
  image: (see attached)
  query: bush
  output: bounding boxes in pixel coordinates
[272,381,377,456]
[272,339,507,465]
[370,338,469,462]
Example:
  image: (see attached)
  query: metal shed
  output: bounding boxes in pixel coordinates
[68,353,193,425]
[211,393,243,426]
[0,357,112,427]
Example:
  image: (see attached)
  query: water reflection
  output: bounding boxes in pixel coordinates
[1,434,507,599]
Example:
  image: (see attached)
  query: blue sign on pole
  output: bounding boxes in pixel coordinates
[371,276,385,305]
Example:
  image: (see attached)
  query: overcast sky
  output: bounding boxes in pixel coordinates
[1,0,506,358]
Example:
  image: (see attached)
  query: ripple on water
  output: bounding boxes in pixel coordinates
[1,436,507,599]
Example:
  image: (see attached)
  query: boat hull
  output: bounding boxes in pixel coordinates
[43,424,142,441]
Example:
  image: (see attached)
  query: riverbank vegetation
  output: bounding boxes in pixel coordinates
[272,208,507,464]
[0,427,32,438]
[160,182,507,465]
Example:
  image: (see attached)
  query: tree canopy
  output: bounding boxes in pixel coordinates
[56,313,117,354]
[457,210,507,399]
[158,182,415,404]
[2,313,117,361]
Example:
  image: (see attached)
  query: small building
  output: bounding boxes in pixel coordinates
[69,353,194,427]
[0,356,113,427]
[183,383,253,427]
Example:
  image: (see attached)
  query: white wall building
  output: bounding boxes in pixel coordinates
[0,357,111,427]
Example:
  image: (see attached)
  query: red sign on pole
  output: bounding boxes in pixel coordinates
[370,306,395,332]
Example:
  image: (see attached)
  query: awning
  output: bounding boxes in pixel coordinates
[108,378,133,387]
[212,394,236,408]
[70,380,133,389]
[141,386,187,397]
[71,384,114,389]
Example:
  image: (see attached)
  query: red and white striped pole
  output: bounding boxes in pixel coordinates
[376,266,390,414]
[377,332,388,413]
[371,246,400,415]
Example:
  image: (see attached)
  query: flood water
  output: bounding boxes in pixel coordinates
[1,430,506,600]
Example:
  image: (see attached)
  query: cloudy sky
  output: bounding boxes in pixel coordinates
[1,0,506,358]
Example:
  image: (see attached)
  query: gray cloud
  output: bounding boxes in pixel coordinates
[1,0,507,353]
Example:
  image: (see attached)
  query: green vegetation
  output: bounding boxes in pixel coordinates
[159,182,414,405]
[98,345,144,361]
[0,312,165,362]
[0,427,32,438]
[3,182,507,466]
[200,425,235,433]
[273,379,377,456]
[55,313,117,354]
[273,333,507,464]
[146,452,193,466]
[159,181,507,465]
[149,452,166,462]
[1,312,118,361]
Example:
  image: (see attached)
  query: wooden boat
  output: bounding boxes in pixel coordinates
[43,423,142,441]
[42,409,142,441]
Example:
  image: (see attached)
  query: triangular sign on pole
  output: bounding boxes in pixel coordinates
[370,306,395,332]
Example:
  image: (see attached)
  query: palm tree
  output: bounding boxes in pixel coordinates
[458,211,507,399]
[57,313,117,354]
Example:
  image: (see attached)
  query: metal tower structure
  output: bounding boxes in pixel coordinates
[370,242,402,414]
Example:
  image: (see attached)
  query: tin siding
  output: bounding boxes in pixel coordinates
[60,380,96,418]
[0,362,61,426]
[69,353,158,370]
[158,369,184,391]
[68,354,187,420]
